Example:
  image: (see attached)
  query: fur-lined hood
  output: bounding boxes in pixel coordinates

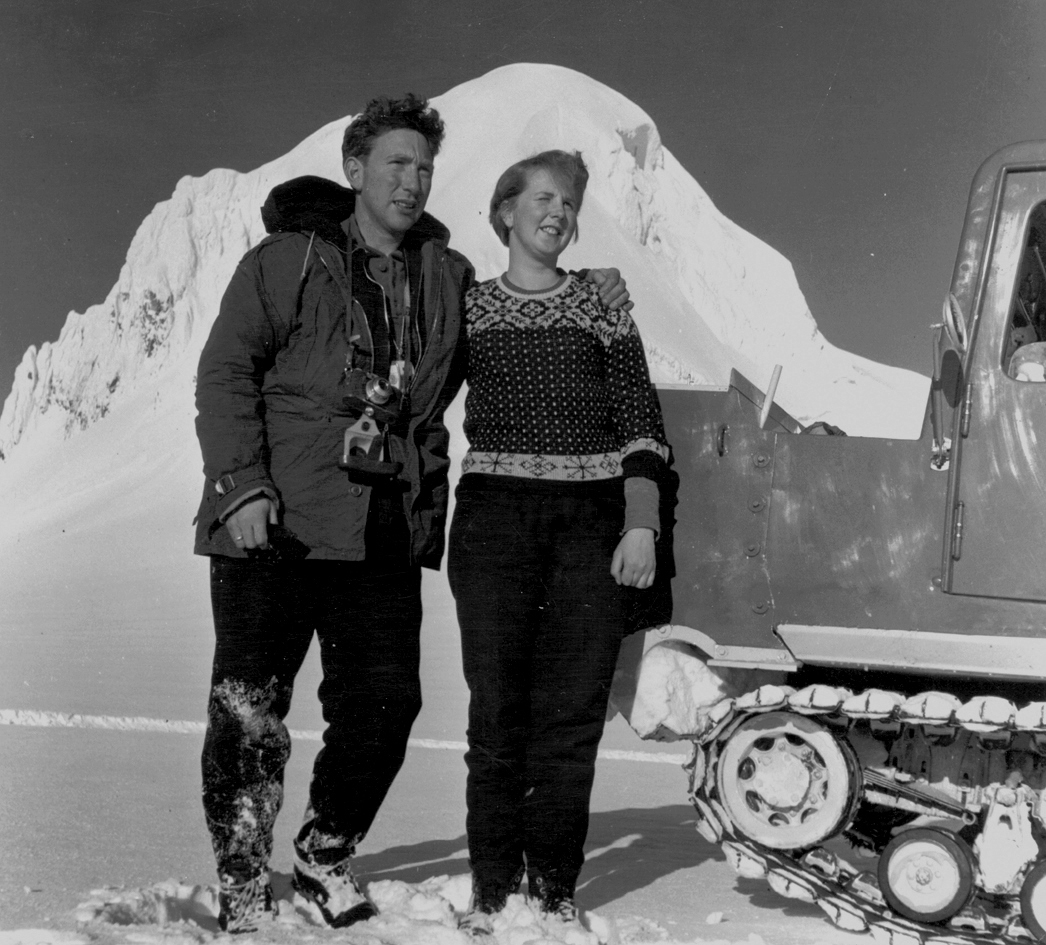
[260,175,451,247]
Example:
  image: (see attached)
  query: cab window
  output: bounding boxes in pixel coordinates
[1004,202,1046,381]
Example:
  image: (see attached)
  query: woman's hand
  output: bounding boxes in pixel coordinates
[611,527,656,588]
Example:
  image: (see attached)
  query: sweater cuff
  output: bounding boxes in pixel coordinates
[623,476,660,536]
[621,446,668,481]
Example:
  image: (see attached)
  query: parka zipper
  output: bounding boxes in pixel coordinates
[407,250,442,398]
[359,259,395,375]
[314,242,377,375]
[407,248,450,520]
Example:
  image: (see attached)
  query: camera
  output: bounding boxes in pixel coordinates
[339,368,405,479]
[342,368,404,425]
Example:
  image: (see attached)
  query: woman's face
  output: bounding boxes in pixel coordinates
[503,168,578,266]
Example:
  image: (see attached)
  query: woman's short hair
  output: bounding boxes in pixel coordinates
[488,150,589,247]
[342,93,445,162]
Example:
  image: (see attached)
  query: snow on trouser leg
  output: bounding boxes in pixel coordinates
[201,675,293,879]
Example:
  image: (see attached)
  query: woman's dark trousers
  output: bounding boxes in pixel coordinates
[448,475,631,898]
[201,537,422,880]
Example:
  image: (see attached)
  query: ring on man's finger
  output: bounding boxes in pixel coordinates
[232,535,243,541]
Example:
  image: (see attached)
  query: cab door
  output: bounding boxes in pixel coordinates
[946,168,1046,602]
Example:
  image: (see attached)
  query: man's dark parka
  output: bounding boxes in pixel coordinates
[193,176,473,568]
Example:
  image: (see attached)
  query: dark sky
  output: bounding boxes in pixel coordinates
[3,0,1045,397]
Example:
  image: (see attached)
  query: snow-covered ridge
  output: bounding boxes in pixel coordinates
[0,63,927,466]
[0,167,261,457]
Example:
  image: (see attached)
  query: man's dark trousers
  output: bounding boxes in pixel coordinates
[201,499,422,878]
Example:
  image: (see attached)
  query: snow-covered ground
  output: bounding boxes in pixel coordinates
[0,551,867,944]
[0,588,865,945]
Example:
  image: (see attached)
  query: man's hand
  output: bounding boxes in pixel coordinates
[225,496,278,551]
[611,527,656,588]
[586,267,633,312]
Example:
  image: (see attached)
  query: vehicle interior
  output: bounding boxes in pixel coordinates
[1004,202,1046,380]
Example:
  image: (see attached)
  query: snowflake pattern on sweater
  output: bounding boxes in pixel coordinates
[461,274,668,481]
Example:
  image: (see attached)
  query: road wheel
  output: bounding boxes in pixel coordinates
[878,827,974,924]
[1020,859,1046,940]
[716,710,860,850]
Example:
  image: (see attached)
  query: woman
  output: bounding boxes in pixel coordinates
[448,150,670,935]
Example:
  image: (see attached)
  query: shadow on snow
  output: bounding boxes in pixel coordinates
[354,803,721,908]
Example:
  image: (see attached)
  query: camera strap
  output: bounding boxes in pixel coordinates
[332,221,416,481]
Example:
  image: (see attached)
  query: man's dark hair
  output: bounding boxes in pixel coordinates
[342,93,445,162]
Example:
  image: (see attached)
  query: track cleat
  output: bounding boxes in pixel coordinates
[847,871,885,906]
[948,904,989,933]
[956,695,1016,732]
[801,847,840,879]
[817,896,869,932]
[899,692,961,725]
[870,718,903,739]
[1016,702,1046,732]
[686,744,707,788]
[976,729,1014,750]
[722,841,767,879]
[703,698,737,742]
[767,866,818,902]
[708,797,735,838]
[1005,915,1036,941]
[843,689,904,720]
[869,919,925,945]
[735,684,793,712]
[922,724,958,747]
[691,795,723,843]
[788,684,851,714]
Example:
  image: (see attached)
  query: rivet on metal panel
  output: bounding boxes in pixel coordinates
[715,646,725,655]
[753,453,770,468]
[751,602,769,615]
[744,543,761,557]
[748,498,765,513]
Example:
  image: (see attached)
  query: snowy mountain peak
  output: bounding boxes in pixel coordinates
[0,63,927,470]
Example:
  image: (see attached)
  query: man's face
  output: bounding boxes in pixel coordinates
[344,129,434,250]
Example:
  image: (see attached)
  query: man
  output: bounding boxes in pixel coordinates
[193,93,629,933]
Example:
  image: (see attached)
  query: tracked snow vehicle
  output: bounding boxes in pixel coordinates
[631,142,1046,944]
